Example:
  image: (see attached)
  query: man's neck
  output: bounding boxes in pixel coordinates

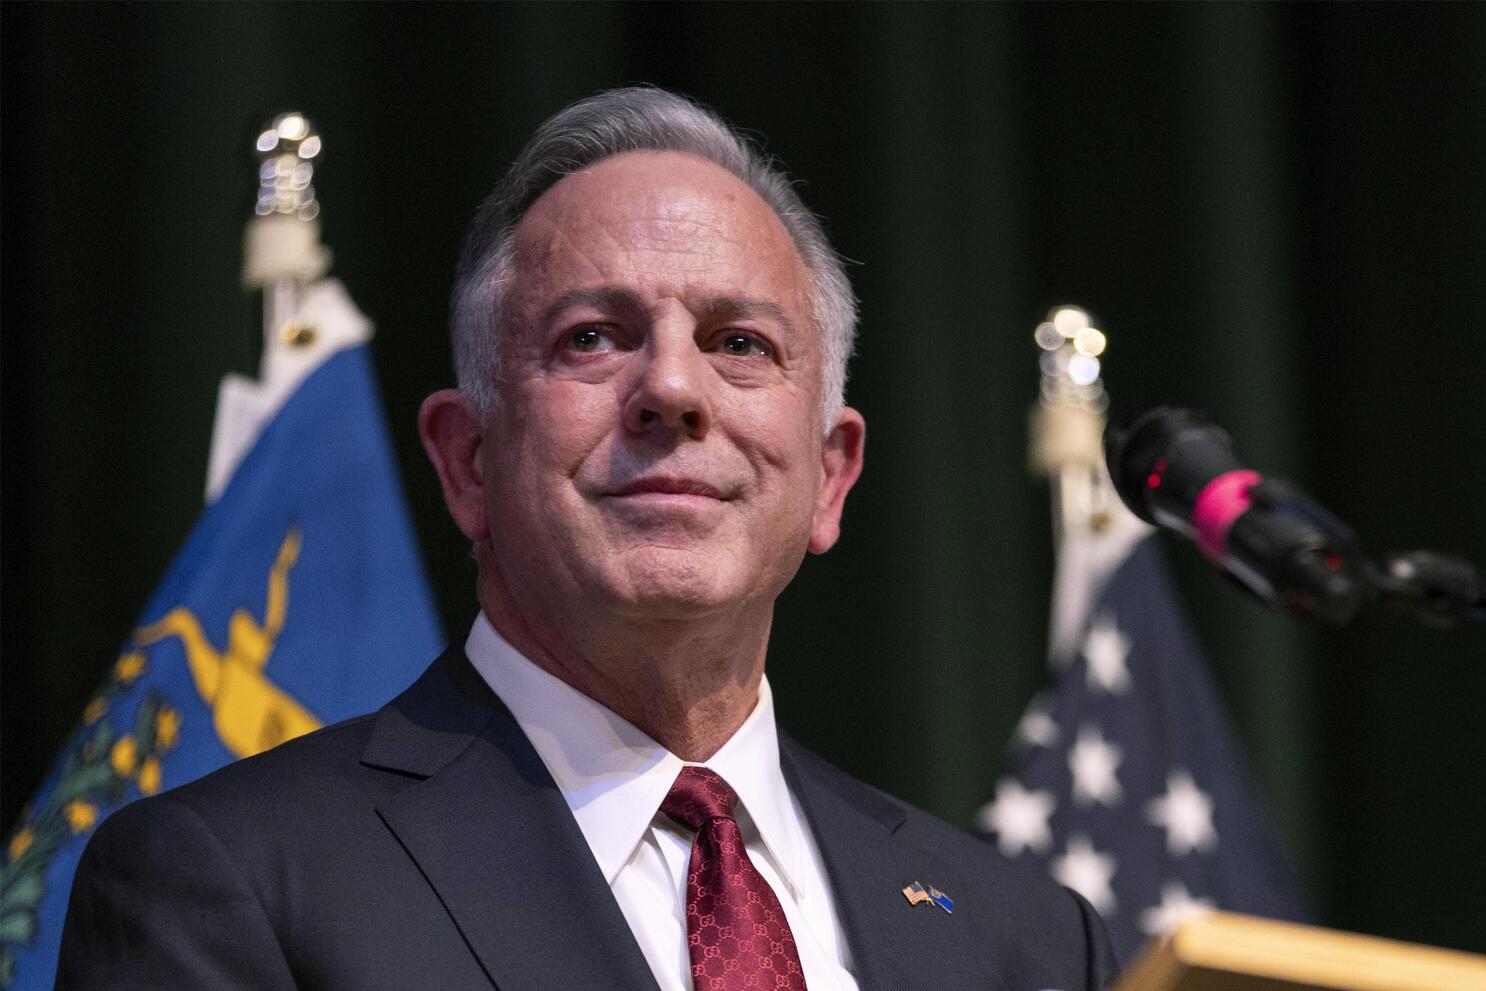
[477,576,772,761]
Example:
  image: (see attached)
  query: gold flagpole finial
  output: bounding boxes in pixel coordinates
[253,112,323,222]
[1028,304,1119,539]
[1030,304,1109,477]
[242,111,332,338]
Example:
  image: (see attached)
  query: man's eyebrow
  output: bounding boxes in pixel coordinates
[700,297,798,334]
[538,287,647,326]
[539,289,800,334]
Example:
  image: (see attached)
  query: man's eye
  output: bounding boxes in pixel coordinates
[720,334,771,357]
[568,326,617,353]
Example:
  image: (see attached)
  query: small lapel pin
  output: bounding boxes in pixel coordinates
[901,881,954,914]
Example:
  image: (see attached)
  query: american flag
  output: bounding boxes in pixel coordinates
[978,503,1309,964]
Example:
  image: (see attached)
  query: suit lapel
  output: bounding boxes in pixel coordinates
[359,651,1009,991]
[363,650,660,991]
[781,739,1009,991]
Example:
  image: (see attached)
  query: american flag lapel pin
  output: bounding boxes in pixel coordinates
[902,881,954,914]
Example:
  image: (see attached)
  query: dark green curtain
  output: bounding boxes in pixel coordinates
[4,1,1483,955]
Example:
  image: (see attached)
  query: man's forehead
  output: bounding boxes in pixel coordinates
[516,152,796,259]
[507,150,813,313]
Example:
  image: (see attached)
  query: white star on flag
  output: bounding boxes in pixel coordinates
[1069,724,1123,807]
[1082,614,1132,695]
[1052,834,1118,916]
[1015,691,1061,749]
[1138,880,1215,936]
[1145,769,1218,855]
[978,778,1056,857]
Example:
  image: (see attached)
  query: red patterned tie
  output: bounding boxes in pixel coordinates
[660,766,809,991]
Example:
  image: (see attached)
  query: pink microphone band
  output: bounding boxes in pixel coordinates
[1192,469,1262,564]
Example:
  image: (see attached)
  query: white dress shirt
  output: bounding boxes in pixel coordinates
[465,615,859,991]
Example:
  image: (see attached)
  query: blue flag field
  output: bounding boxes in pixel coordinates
[980,524,1309,964]
[1,342,443,989]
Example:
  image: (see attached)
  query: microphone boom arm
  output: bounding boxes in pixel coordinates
[1368,550,1486,629]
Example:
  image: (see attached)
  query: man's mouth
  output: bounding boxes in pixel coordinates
[606,476,727,500]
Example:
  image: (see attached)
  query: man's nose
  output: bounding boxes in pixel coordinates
[622,323,713,440]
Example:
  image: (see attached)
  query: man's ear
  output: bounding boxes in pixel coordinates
[418,389,490,543]
[808,406,866,554]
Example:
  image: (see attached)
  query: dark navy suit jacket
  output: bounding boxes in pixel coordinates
[58,647,1116,990]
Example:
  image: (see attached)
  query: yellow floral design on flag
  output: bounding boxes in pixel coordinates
[132,528,320,758]
[1,675,178,987]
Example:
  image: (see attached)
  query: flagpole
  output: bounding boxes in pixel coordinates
[1029,306,1146,664]
[1030,305,1113,541]
[245,112,330,344]
[205,112,337,504]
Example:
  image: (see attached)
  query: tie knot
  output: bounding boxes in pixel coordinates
[660,766,738,831]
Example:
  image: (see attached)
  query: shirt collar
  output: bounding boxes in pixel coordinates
[464,614,809,899]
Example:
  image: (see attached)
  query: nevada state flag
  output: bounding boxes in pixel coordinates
[978,502,1308,965]
[0,281,443,990]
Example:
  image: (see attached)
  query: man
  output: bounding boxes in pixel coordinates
[58,88,1115,990]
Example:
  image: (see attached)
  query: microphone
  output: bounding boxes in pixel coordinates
[1104,407,1367,625]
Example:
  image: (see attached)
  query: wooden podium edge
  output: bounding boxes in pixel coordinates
[1111,911,1486,991]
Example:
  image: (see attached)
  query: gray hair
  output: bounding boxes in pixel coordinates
[450,86,857,426]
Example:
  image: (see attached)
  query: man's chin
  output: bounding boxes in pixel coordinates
[597,552,748,619]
